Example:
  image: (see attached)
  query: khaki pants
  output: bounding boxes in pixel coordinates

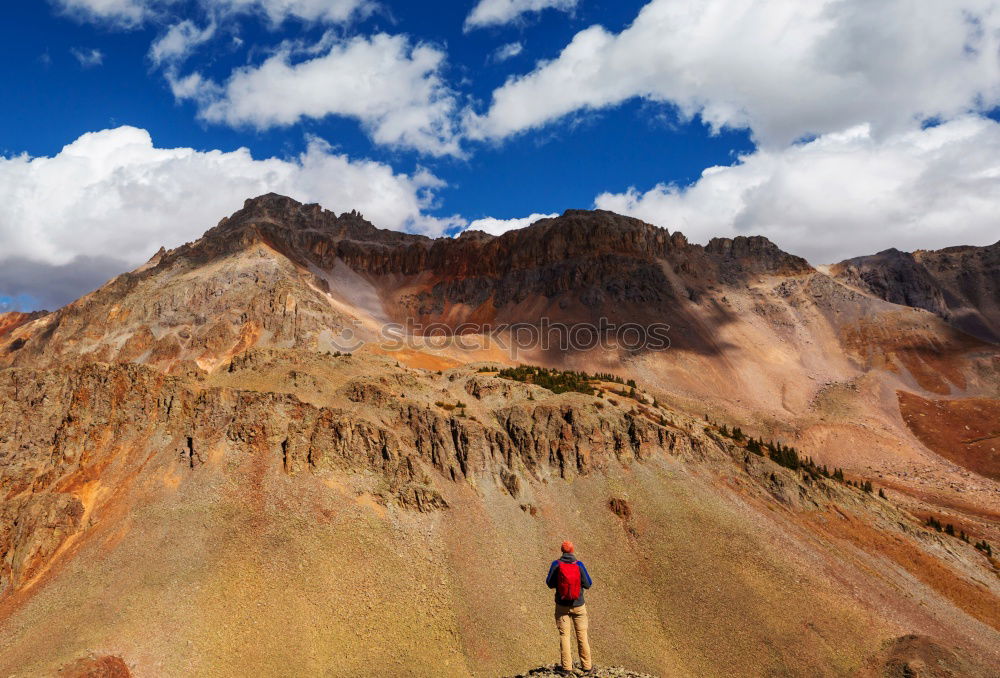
[554,603,592,671]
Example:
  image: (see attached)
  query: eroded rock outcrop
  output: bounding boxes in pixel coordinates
[833,241,1000,342]
[0,359,718,598]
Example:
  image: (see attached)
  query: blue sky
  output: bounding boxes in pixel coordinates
[1,1,749,220]
[2,0,1000,311]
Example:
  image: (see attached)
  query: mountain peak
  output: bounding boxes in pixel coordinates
[242,191,306,212]
[833,240,1000,342]
[705,234,812,274]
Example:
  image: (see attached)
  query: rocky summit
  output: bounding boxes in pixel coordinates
[1,195,998,677]
[832,241,1000,343]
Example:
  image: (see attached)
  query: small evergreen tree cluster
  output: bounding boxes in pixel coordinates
[609,386,645,402]
[717,424,746,442]
[927,517,994,555]
[497,365,600,395]
[593,372,626,384]
[714,424,874,492]
[768,441,802,470]
[925,516,973,545]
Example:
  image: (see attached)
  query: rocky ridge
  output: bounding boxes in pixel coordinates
[0,195,816,371]
[201,194,811,278]
[170,195,813,322]
[832,240,1000,342]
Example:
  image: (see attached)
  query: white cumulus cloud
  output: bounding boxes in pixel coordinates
[149,20,216,65]
[465,0,577,30]
[0,126,457,270]
[466,212,558,235]
[53,0,368,27]
[468,0,1000,146]
[212,0,372,25]
[595,116,1000,264]
[172,33,462,156]
[492,42,524,63]
[52,0,164,27]
[70,47,105,67]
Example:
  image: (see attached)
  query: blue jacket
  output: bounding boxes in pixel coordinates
[545,553,593,606]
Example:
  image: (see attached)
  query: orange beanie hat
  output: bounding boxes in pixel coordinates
[560,540,574,553]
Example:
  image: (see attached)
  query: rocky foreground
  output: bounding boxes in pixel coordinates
[508,666,656,678]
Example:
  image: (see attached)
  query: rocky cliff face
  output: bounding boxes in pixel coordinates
[199,195,811,279]
[0,354,702,599]
[181,195,813,324]
[832,241,1000,342]
[0,194,816,368]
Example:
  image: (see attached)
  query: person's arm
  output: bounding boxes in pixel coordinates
[545,561,559,589]
[577,561,593,589]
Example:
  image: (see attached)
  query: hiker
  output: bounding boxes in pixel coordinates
[545,541,593,674]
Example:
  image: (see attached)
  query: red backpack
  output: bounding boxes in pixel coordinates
[556,562,582,601]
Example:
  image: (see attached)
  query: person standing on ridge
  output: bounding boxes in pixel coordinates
[545,541,593,674]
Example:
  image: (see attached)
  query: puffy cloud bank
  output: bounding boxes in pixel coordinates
[172,34,462,156]
[468,0,1000,146]
[595,116,1000,264]
[0,126,457,309]
[466,212,559,235]
[465,0,577,30]
[53,0,370,28]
